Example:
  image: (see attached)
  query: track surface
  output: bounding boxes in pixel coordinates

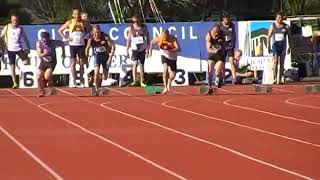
[0,84,319,180]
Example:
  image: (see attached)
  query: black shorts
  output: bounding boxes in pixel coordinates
[93,53,110,70]
[38,60,57,72]
[131,50,146,65]
[70,45,86,59]
[8,50,29,65]
[161,56,177,72]
[272,42,285,56]
[224,48,234,59]
[208,53,224,62]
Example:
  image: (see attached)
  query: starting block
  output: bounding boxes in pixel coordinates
[43,87,57,96]
[145,86,161,94]
[199,85,217,95]
[91,87,109,96]
[254,85,272,93]
[304,84,320,93]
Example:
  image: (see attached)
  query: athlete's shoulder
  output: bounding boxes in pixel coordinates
[282,22,289,28]
[102,32,110,39]
[269,23,275,29]
[230,22,236,28]
[66,19,73,24]
[205,32,212,40]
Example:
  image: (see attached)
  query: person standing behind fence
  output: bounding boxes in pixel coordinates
[218,12,237,85]
[58,9,90,88]
[0,14,30,89]
[126,15,150,87]
[36,32,65,97]
[85,25,115,95]
[268,11,291,84]
[206,25,225,95]
[149,30,181,94]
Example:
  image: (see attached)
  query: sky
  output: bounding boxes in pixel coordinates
[250,21,273,32]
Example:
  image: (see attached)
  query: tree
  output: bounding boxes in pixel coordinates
[22,0,79,23]
[283,0,320,15]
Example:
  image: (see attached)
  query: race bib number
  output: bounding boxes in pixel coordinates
[225,35,232,42]
[274,33,284,41]
[132,36,144,45]
[96,46,107,53]
[70,31,84,45]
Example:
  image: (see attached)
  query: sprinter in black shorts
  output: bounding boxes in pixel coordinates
[150,30,181,94]
[206,25,225,94]
[85,25,115,95]
[36,32,65,97]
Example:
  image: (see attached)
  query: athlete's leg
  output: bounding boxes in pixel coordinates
[214,60,223,87]
[44,68,54,87]
[69,46,77,87]
[94,65,100,89]
[207,60,215,89]
[139,52,146,87]
[8,51,18,88]
[36,68,46,97]
[229,55,236,84]
[167,64,176,92]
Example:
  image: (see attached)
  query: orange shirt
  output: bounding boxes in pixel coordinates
[156,35,176,50]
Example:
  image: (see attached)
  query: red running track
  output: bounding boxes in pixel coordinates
[0,84,319,180]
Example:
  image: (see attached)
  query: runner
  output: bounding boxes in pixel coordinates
[36,32,65,97]
[81,11,91,46]
[219,12,237,85]
[0,14,31,88]
[85,25,115,95]
[206,25,225,95]
[0,36,4,70]
[149,30,181,94]
[58,8,90,88]
[126,15,150,87]
[268,11,291,84]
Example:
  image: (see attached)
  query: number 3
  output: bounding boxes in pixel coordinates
[174,69,186,85]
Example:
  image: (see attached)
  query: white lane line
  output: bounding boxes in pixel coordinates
[16,89,186,180]
[285,96,320,110]
[0,125,64,180]
[110,87,320,148]
[58,89,314,180]
[223,99,320,126]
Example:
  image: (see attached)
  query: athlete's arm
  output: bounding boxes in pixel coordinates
[205,33,217,54]
[169,37,181,52]
[286,25,291,54]
[232,23,237,48]
[58,21,70,40]
[148,36,159,57]
[54,40,66,58]
[36,41,48,57]
[106,35,115,59]
[126,28,131,52]
[0,25,8,38]
[267,24,273,53]
[85,38,92,57]
[21,28,30,50]
[145,26,150,49]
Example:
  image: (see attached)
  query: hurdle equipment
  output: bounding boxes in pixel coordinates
[254,85,272,93]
